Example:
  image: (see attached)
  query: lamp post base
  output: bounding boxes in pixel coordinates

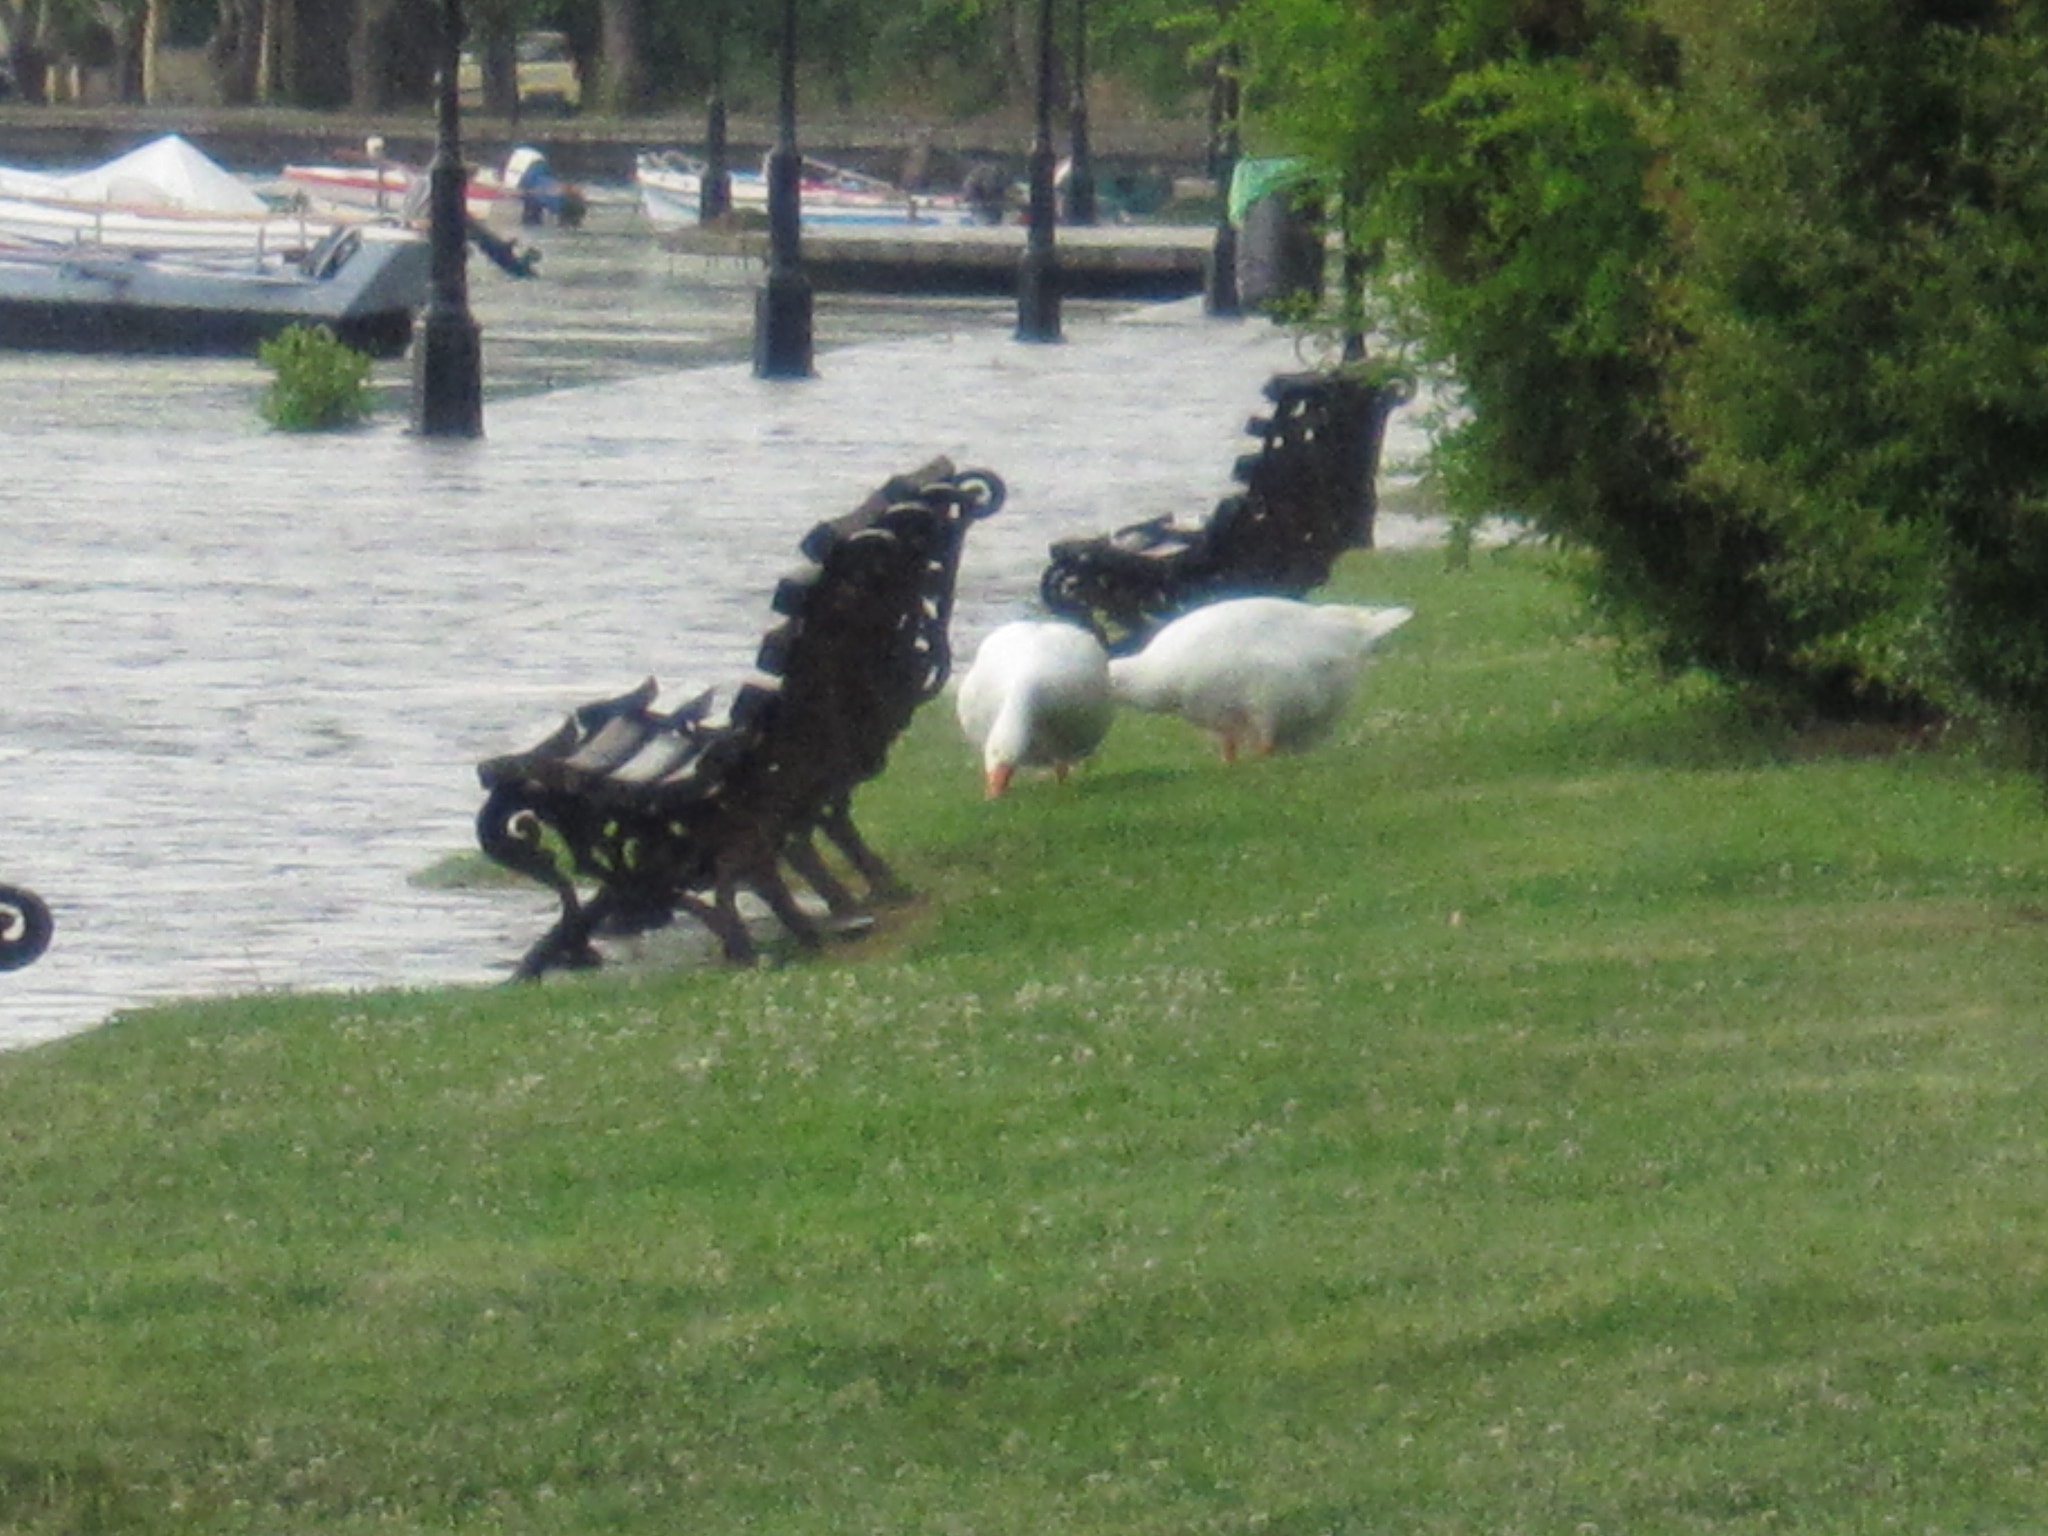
[754,268,814,379]
[1205,223,1242,318]
[1016,248,1062,343]
[412,305,483,438]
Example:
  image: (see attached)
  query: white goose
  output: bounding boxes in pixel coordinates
[956,620,1115,798]
[1108,596,1413,760]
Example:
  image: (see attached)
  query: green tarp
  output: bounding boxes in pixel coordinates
[1227,156,1311,228]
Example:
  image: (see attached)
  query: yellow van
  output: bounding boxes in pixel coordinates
[458,30,580,114]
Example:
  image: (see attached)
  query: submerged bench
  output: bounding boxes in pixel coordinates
[477,458,1004,977]
[0,881,52,971]
[1039,369,1411,652]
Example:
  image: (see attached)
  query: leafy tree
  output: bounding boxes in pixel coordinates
[1221,0,2048,734]
[1648,0,2048,737]
[2,0,64,98]
[1222,0,1844,709]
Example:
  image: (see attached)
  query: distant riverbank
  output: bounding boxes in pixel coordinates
[0,101,1213,187]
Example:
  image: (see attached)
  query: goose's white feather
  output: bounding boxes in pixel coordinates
[956,621,1114,796]
[1108,596,1412,759]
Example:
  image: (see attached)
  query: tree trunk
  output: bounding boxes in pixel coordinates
[255,0,283,100]
[104,4,148,101]
[477,25,517,118]
[284,0,352,108]
[597,0,642,114]
[141,0,164,100]
[207,0,262,103]
[3,0,52,103]
[348,0,401,110]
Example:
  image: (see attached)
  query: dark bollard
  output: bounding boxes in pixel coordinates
[701,7,732,222]
[1016,0,1062,342]
[1017,231,1060,341]
[1204,46,1242,319]
[702,96,731,221]
[1342,193,1371,363]
[754,0,814,378]
[755,265,815,379]
[413,0,483,438]
[1063,0,1098,226]
[1205,222,1241,316]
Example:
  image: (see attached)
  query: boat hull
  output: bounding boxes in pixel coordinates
[0,292,418,358]
[281,151,585,228]
[281,164,509,224]
[0,225,433,358]
[636,153,978,233]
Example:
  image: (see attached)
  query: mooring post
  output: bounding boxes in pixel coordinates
[701,5,732,222]
[754,0,814,379]
[1016,0,1063,342]
[413,0,484,437]
[1204,42,1243,319]
[1064,0,1098,226]
[1342,169,1369,363]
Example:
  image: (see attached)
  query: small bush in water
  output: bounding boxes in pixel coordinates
[259,324,373,431]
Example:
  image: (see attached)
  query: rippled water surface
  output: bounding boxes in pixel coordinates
[1,195,1437,1047]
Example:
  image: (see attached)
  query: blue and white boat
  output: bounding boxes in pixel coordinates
[635,150,978,233]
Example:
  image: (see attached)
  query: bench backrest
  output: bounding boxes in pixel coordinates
[480,460,1004,827]
[1037,368,1410,651]
[1200,372,1402,580]
[729,462,1004,824]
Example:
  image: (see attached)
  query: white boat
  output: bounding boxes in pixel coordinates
[0,134,357,260]
[281,143,587,227]
[635,150,978,233]
[0,224,435,358]
[0,135,432,357]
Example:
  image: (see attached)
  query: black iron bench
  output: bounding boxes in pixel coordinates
[476,458,1004,977]
[1039,369,1411,652]
[0,881,52,972]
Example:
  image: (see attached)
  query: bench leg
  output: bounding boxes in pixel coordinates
[815,800,912,905]
[688,849,829,963]
[517,884,623,979]
[751,865,825,951]
[783,833,864,918]
[674,890,756,964]
[511,909,606,980]
[481,785,609,980]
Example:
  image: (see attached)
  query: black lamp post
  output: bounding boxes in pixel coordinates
[701,5,731,222]
[1204,42,1242,318]
[1064,0,1098,226]
[753,0,813,378]
[412,0,484,437]
[1341,169,1368,362]
[1016,0,1062,342]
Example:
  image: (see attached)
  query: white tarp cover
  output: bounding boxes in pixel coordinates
[0,135,267,214]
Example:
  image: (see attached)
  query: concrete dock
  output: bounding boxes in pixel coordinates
[660,221,1217,298]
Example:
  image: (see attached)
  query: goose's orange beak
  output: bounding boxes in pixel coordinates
[984,763,1014,799]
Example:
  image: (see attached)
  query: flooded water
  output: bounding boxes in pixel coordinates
[0,192,1438,1049]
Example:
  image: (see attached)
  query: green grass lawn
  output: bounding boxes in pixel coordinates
[7,545,2048,1534]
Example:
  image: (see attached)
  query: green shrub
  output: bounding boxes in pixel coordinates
[1222,0,2028,729]
[257,323,373,431]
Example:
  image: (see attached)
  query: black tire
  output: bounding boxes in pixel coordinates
[0,883,53,971]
